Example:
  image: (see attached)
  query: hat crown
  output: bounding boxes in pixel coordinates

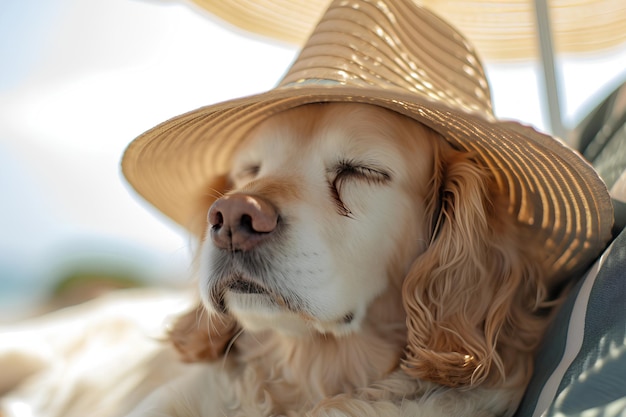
[279,0,493,116]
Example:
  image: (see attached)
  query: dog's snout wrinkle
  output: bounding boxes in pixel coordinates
[209,194,278,251]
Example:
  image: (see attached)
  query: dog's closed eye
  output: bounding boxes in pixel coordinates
[333,160,391,184]
[234,164,261,183]
[328,160,392,217]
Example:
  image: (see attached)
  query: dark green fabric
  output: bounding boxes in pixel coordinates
[516,228,626,417]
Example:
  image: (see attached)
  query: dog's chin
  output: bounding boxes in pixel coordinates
[221,291,365,338]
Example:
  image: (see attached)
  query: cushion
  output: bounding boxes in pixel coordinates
[516,215,626,417]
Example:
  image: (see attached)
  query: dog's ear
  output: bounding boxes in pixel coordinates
[169,303,239,362]
[401,145,548,388]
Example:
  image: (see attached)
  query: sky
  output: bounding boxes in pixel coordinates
[1,0,625,319]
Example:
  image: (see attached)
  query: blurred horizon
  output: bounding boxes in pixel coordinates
[1,0,625,321]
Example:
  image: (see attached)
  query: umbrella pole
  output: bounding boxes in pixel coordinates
[533,0,567,139]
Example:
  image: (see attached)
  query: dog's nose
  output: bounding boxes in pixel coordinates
[208,194,278,251]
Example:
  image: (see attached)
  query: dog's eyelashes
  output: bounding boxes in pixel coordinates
[234,164,261,183]
[328,161,391,217]
[334,161,391,184]
[329,178,353,218]
[243,164,261,177]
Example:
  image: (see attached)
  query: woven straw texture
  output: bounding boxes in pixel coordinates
[188,0,626,60]
[123,0,613,279]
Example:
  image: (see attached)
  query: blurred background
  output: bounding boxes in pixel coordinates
[1,0,625,321]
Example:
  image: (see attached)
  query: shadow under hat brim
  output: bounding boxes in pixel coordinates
[121,83,613,278]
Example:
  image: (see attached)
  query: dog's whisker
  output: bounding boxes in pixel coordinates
[206,187,225,200]
[221,327,244,370]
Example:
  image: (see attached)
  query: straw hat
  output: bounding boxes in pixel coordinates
[122,0,613,277]
[188,0,626,61]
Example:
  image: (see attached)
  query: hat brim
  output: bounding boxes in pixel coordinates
[122,84,613,277]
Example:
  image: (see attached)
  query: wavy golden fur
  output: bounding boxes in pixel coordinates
[165,103,559,417]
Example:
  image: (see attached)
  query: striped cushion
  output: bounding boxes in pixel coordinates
[515,227,626,417]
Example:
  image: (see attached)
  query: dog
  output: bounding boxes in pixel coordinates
[130,103,553,416]
[119,102,556,417]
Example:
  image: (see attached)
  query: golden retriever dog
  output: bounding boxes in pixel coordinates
[120,102,556,417]
[127,103,549,417]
